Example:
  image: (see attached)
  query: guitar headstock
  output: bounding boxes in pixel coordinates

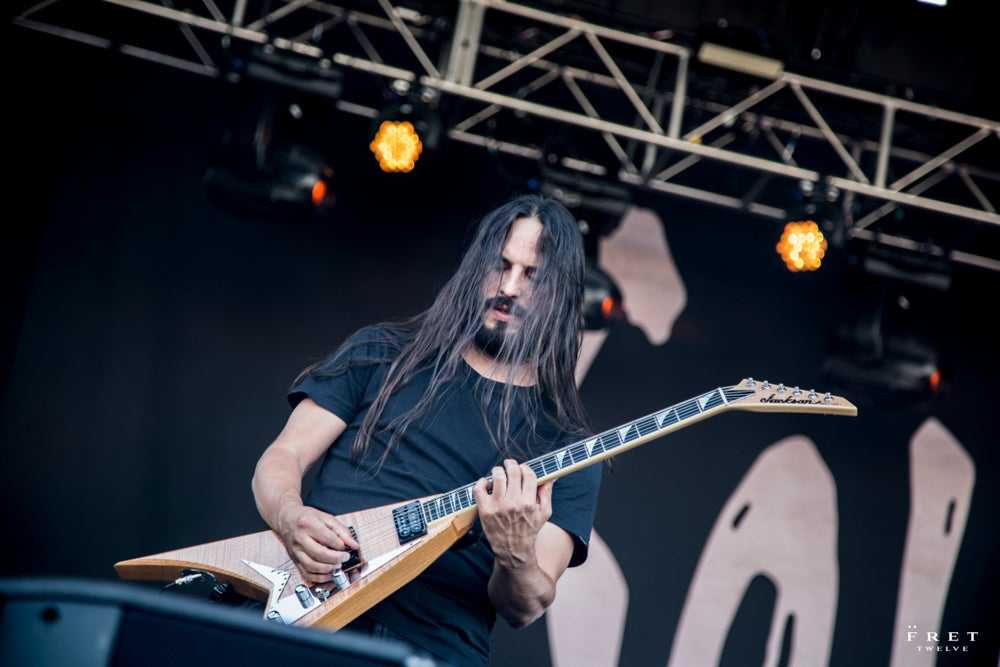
[724,378,857,417]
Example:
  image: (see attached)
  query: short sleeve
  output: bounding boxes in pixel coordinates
[549,460,602,567]
[288,327,387,423]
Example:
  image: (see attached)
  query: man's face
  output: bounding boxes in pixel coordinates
[475,216,542,357]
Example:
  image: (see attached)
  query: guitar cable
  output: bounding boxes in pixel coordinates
[160,568,245,605]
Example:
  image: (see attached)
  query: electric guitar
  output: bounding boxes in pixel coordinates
[115,378,856,631]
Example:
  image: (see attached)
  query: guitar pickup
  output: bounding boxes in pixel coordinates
[341,525,363,572]
[392,501,427,543]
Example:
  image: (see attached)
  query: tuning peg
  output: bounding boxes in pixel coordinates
[792,386,802,396]
[824,392,834,403]
[777,384,786,393]
[808,390,818,400]
[746,378,756,386]
[761,380,771,389]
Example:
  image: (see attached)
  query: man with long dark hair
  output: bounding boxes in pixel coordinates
[252,194,602,665]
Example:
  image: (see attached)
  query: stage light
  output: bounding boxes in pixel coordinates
[777,220,827,272]
[311,178,329,207]
[538,168,631,240]
[823,279,945,403]
[204,143,335,216]
[861,244,951,292]
[823,329,944,401]
[204,95,335,219]
[583,262,624,330]
[370,120,423,173]
[369,86,441,173]
[241,46,343,100]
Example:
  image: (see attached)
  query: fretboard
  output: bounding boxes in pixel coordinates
[419,384,755,524]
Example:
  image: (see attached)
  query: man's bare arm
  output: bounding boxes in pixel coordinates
[474,459,576,628]
[252,398,359,581]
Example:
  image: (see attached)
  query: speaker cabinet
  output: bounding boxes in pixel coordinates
[0,577,436,666]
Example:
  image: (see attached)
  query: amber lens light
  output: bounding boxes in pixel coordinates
[370,121,423,173]
[777,220,827,272]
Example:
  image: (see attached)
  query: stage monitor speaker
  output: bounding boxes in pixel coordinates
[0,577,437,667]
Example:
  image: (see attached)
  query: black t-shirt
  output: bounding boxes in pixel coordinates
[289,326,602,666]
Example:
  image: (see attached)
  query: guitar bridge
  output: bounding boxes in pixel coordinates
[392,501,427,543]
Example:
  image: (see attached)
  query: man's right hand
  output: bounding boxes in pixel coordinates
[276,503,360,583]
[277,505,359,583]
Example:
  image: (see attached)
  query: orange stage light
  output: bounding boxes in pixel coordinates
[776,220,827,272]
[370,120,423,173]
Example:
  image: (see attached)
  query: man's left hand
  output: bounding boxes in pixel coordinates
[474,459,553,569]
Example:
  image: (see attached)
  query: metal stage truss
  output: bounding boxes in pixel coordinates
[13,0,1000,273]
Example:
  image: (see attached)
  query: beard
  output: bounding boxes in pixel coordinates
[474,296,526,360]
[474,320,510,359]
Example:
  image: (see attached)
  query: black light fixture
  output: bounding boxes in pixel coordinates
[205,92,335,218]
[822,280,944,402]
[582,261,624,330]
[240,45,343,100]
[860,243,952,292]
[538,167,632,254]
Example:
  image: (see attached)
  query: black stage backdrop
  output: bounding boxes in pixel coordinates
[3,27,999,667]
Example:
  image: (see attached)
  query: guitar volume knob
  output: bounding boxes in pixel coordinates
[332,570,349,591]
[295,584,316,609]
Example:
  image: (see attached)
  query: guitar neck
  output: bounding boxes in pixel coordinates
[418,378,856,525]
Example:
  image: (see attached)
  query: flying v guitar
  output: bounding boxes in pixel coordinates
[115,378,856,631]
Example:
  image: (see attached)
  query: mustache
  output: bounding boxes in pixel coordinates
[486,296,528,320]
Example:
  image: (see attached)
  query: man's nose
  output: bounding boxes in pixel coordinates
[499,269,524,298]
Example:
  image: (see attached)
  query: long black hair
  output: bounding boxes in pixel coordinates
[297,193,590,468]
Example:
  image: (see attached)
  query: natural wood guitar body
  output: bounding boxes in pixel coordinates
[116,378,856,630]
[116,498,478,630]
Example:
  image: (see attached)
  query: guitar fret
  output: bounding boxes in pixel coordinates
[556,450,568,468]
[723,388,754,403]
[636,415,658,437]
[699,389,724,411]
[600,432,618,451]
[541,456,553,475]
[657,408,678,428]
[543,454,557,475]
[421,484,476,523]
[676,398,701,419]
